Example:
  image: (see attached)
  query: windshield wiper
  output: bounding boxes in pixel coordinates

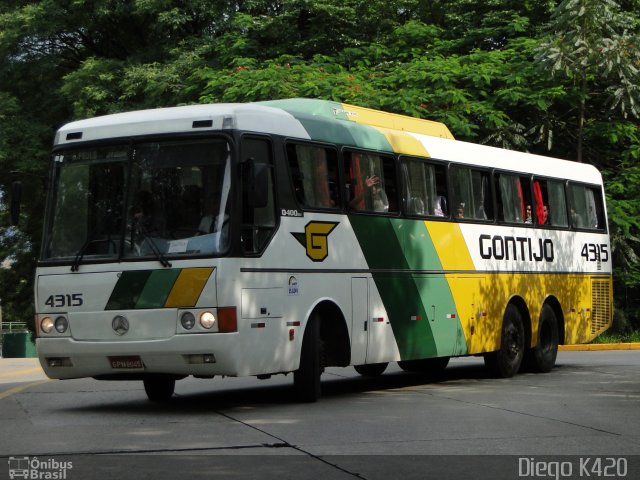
[135,221,172,268]
[70,238,92,272]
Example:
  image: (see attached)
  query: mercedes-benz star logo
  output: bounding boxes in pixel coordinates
[112,315,130,336]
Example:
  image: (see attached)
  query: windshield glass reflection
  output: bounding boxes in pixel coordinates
[43,138,231,263]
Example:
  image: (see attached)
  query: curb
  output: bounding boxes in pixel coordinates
[559,343,640,351]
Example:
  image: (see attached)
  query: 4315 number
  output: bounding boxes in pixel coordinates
[581,243,609,262]
[44,293,83,308]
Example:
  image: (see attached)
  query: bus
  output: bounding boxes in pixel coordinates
[34,98,612,402]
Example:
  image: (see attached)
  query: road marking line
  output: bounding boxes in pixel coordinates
[0,367,43,378]
[0,379,50,400]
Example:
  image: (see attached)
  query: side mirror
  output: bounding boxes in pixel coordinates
[10,181,22,226]
[244,159,269,208]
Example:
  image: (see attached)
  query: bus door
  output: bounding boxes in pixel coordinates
[351,276,398,365]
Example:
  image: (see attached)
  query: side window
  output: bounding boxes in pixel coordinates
[286,143,339,209]
[450,166,493,220]
[569,183,606,230]
[401,157,448,217]
[495,172,531,224]
[533,178,568,227]
[241,137,276,254]
[345,151,398,213]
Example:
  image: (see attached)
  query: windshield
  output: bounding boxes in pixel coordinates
[43,138,232,263]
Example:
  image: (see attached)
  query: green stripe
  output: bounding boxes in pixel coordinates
[106,270,152,310]
[259,98,393,152]
[350,216,468,359]
[106,269,184,310]
[350,216,437,359]
[136,269,181,309]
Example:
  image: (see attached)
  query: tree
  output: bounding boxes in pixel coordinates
[535,0,640,162]
[1,0,640,331]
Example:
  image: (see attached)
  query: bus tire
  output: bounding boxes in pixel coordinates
[354,362,388,376]
[143,376,175,402]
[398,357,450,373]
[525,304,559,373]
[484,304,525,378]
[294,314,324,402]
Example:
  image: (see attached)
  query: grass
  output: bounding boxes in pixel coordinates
[591,330,640,344]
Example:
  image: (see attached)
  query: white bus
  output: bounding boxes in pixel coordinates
[35,99,612,401]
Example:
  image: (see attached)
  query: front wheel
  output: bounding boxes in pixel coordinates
[143,376,176,402]
[294,315,324,402]
[484,304,525,378]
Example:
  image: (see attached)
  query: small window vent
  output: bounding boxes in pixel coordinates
[192,120,213,128]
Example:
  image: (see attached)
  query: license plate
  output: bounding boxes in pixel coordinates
[109,356,144,369]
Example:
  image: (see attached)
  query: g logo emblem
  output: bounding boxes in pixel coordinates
[292,221,339,262]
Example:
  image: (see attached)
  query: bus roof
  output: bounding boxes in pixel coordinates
[415,134,603,185]
[54,98,452,148]
[53,98,601,185]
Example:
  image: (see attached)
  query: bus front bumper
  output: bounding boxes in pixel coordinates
[36,334,248,380]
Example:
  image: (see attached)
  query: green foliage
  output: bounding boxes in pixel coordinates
[535,0,640,161]
[1,0,640,330]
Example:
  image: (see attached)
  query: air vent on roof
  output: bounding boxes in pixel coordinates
[66,132,83,140]
[192,120,213,128]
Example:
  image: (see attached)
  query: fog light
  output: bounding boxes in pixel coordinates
[181,312,195,330]
[41,317,54,334]
[199,311,216,329]
[54,316,69,333]
[47,357,73,367]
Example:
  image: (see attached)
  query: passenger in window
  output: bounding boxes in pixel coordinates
[542,205,549,225]
[350,175,389,212]
[132,190,161,235]
[434,196,447,217]
[570,208,578,227]
[524,204,533,224]
[312,152,335,208]
[456,203,465,218]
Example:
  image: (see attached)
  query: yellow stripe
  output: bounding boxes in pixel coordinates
[0,379,50,400]
[164,267,214,308]
[377,128,430,156]
[341,102,454,139]
[442,272,613,355]
[425,221,474,271]
[0,367,43,379]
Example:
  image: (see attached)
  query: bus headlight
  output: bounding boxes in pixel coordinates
[199,311,216,329]
[54,316,69,333]
[41,317,54,334]
[180,312,196,330]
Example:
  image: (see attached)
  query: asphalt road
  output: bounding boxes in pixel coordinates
[0,351,638,480]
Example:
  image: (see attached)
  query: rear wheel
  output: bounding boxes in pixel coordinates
[294,314,324,402]
[354,362,388,376]
[484,304,525,378]
[143,376,176,402]
[525,304,559,373]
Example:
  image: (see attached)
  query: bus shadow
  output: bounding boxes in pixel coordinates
[65,360,496,414]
